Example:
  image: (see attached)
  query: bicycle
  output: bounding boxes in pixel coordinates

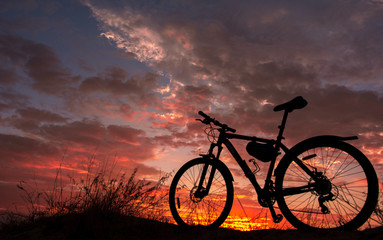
[168,96,379,230]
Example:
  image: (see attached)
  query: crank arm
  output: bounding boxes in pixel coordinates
[269,205,283,223]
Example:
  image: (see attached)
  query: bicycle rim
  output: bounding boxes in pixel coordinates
[169,158,233,228]
[276,140,378,230]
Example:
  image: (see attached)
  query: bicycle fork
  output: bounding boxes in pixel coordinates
[194,141,224,199]
[194,161,216,199]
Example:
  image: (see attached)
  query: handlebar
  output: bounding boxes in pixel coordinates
[198,111,210,119]
[197,111,236,133]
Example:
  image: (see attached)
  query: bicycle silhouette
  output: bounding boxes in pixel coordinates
[169,96,379,230]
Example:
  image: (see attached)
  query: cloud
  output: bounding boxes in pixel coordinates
[0,115,162,179]
[84,0,383,168]
[0,30,169,189]
[41,119,106,147]
[1,0,383,212]
[0,133,60,164]
[0,33,78,94]
[86,0,383,89]
[0,88,30,111]
[17,107,68,122]
[79,66,160,104]
[0,67,19,84]
[107,125,145,144]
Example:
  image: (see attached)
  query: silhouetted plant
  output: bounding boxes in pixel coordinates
[372,185,383,225]
[2,158,170,228]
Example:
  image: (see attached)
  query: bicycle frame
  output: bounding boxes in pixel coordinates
[170,97,378,230]
[196,110,319,222]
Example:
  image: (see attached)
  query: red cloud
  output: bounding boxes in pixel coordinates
[0,133,60,164]
[107,125,145,144]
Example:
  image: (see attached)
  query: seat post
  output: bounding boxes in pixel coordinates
[276,110,289,147]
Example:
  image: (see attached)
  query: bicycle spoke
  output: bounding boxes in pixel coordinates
[171,161,231,227]
[278,140,377,230]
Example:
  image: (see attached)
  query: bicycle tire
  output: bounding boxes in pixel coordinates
[275,138,379,230]
[169,158,234,228]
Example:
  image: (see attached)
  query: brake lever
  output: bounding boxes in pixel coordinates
[196,118,210,124]
[202,119,211,124]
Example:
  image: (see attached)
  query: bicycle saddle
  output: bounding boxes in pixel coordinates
[273,96,307,112]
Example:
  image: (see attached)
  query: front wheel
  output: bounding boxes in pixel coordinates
[169,158,234,228]
[276,139,379,230]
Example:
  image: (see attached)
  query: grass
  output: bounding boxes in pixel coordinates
[0,157,171,237]
[372,190,383,226]
[0,154,382,238]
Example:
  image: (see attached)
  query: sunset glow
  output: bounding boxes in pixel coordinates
[0,0,383,231]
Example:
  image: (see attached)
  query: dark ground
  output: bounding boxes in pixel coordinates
[1,212,382,240]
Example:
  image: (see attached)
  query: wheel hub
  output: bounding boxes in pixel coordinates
[309,173,340,214]
[190,186,204,203]
[310,173,332,196]
[316,176,332,195]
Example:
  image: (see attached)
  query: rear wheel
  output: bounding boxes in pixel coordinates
[276,139,379,230]
[169,158,234,228]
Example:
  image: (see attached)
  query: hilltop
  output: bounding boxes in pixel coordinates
[1,212,382,240]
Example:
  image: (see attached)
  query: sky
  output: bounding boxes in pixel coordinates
[1,0,383,223]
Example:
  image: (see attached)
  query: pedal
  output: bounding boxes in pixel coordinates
[274,214,283,223]
[268,205,284,223]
